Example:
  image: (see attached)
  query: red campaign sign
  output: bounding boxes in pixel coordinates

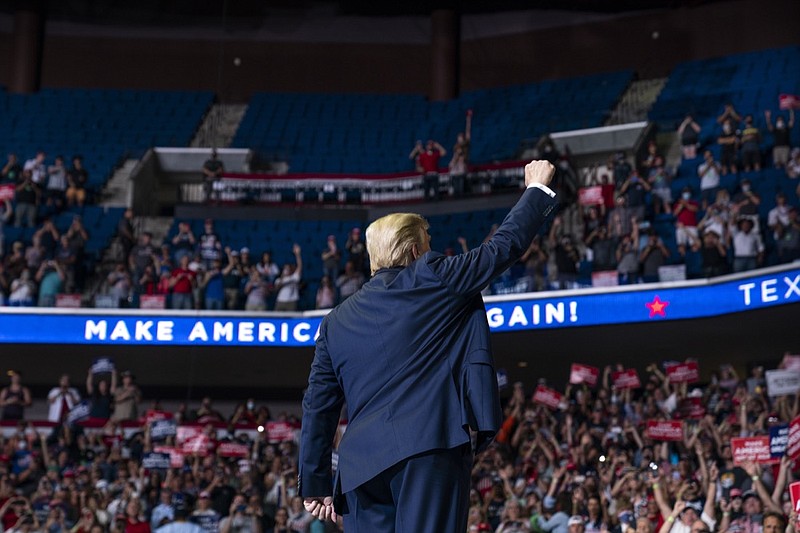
[666,362,700,384]
[612,369,641,390]
[787,415,800,460]
[790,482,800,514]
[176,425,202,444]
[646,420,684,441]
[139,294,166,309]
[779,94,800,110]
[55,294,82,308]
[0,184,14,201]
[731,436,779,465]
[217,442,250,458]
[144,410,173,425]
[153,445,185,468]
[570,364,599,386]
[578,186,604,206]
[266,421,296,443]
[532,385,563,410]
[180,433,212,456]
[591,271,619,288]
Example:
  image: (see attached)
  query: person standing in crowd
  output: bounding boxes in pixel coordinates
[2,153,22,183]
[345,227,366,275]
[728,217,764,272]
[14,170,39,228]
[129,232,157,284]
[202,149,224,204]
[0,370,32,421]
[410,139,447,201]
[85,367,113,419]
[191,492,220,533]
[244,269,268,311]
[43,155,67,211]
[334,261,364,303]
[697,151,721,209]
[299,160,556,531]
[449,110,472,196]
[764,109,794,169]
[222,249,244,311]
[717,120,739,176]
[315,276,335,310]
[112,370,141,422]
[739,114,762,172]
[320,235,340,281]
[23,151,47,186]
[47,374,81,423]
[677,115,701,159]
[201,259,225,310]
[274,244,303,312]
[169,255,197,310]
[256,251,280,285]
[65,155,88,208]
[172,222,197,264]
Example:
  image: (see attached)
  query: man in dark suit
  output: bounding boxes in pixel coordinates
[299,160,557,532]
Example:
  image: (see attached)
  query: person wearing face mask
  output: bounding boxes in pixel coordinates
[673,187,699,256]
[740,115,762,172]
[231,399,257,426]
[764,109,795,169]
[717,120,739,175]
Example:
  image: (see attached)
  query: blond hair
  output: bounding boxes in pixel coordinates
[366,213,429,275]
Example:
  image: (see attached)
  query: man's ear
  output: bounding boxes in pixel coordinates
[410,244,420,261]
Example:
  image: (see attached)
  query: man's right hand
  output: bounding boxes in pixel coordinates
[524,160,555,188]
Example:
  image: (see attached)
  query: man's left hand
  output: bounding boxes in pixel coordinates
[303,497,338,522]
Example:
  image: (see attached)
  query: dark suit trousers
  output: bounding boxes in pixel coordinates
[343,444,472,533]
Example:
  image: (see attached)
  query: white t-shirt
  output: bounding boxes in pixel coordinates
[276,271,300,303]
[24,158,46,184]
[698,162,720,190]
[46,386,81,422]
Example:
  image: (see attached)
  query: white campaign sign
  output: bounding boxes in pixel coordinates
[766,369,800,397]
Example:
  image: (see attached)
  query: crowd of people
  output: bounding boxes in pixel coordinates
[0,214,91,306]
[2,354,800,533]
[526,102,799,291]
[98,215,370,311]
[0,149,93,307]
[2,101,799,308]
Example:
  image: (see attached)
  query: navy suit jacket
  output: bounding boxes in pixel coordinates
[299,186,557,501]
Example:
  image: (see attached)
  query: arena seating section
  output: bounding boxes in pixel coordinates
[231,71,634,173]
[0,88,214,192]
[4,48,799,307]
[2,206,125,277]
[644,46,800,271]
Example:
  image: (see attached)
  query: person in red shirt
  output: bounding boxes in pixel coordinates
[410,139,447,201]
[169,255,196,310]
[673,186,700,256]
[123,499,151,533]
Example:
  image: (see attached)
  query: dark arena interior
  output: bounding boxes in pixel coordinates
[0,0,798,531]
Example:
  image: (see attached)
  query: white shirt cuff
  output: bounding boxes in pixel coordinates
[526,182,556,198]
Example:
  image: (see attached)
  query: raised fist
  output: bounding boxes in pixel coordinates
[524,160,555,188]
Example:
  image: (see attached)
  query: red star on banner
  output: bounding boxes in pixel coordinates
[645,295,669,318]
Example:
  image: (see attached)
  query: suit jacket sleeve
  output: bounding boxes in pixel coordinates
[298,319,344,498]
[430,187,557,297]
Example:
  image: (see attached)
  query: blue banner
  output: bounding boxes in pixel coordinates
[0,266,797,347]
[486,266,800,332]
